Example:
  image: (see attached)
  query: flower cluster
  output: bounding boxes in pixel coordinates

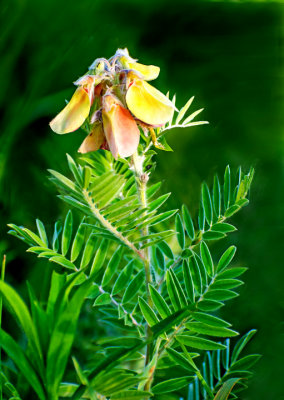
[49,49,176,159]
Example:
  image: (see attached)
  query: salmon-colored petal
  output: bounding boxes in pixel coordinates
[126,80,175,126]
[49,87,90,134]
[128,62,160,81]
[102,95,140,159]
[78,124,105,153]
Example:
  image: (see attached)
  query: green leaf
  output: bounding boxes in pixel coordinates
[59,195,92,217]
[231,329,257,363]
[154,247,165,271]
[149,285,171,319]
[46,271,66,321]
[97,176,125,209]
[46,277,94,398]
[182,260,194,303]
[176,335,226,350]
[189,256,202,294]
[213,378,240,400]
[111,390,153,400]
[198,299,224,312]
[48,168,80,193]
[22,228,46,247]
[213,348,222,380]
[222,338,230,370]
[151,308,190,336]
[70,217,86,262]
[175,213,185,249]
[0,281,43,374]
[112,260,134,296]
[224,205,240,218]
[166,269,187,311]
[182,108,204,125]
[224,165,231,209]
[236,167,254,202]
[202,183,213,225]
[27,282,49,353]
[198,201,205,231]
[49,256,76,270]
[204,289,238,301]
[213,175,221,218]
[52,220,62,252]
[211,223,236,233]
[217,246,237,273]
[90,239,109,277]
[182,205,195,241]
[166,348,196,372]
[146,182,162,199]
[103,195,136,217]
[231,354,261,371]
[80,234,98,269]
[139,297,159,326]
[122,270,144,304]
[88,171,117,194]
[7,224,35,245]
[148,193,171,212]
[93,293,111,306]
[218,267,247,279]
[36,219,48,247]
[203,231,226,241]
[200,242,214,276]
[72,357,89,385]
[67,154,83,186]
[94,373,140,396]
[142,209,178,227]
[152,376,194,394]
[214,279,243,290]
[102,246,124,287]
[176,96,194,124]
[185,322,238,337]
[157,241,174,259]
[0,329,46,400]
[61,210,73,256]
[192,312,231,328]
[82,166,92,189]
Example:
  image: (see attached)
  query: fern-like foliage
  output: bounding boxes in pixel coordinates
[3,95,257,400]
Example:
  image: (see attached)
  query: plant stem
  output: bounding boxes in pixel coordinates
[131,152,152,300]
[131,151,153,390]
[0,255,6,400]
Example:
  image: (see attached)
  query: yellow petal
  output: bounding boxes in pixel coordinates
[49,87,90,134]
[126,80,175,126]
[78,124,105,153]
[128,62,160,81]
[102,95,140,159]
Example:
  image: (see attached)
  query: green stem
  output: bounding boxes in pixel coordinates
[0,255,6,400]
[131,152,153,390]
[131,152,152,299]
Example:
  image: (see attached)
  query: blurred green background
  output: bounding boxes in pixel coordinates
[0,0,283,398]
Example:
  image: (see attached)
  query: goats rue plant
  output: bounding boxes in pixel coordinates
[0,49,258,400]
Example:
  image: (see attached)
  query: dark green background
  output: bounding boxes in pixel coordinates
[1,0,283,398]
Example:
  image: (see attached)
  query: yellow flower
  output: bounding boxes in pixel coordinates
[126,79,175,126]
[49,74,101,134]
[49,86,91,134]
[49,48,176,158]
[78,123,106,153]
